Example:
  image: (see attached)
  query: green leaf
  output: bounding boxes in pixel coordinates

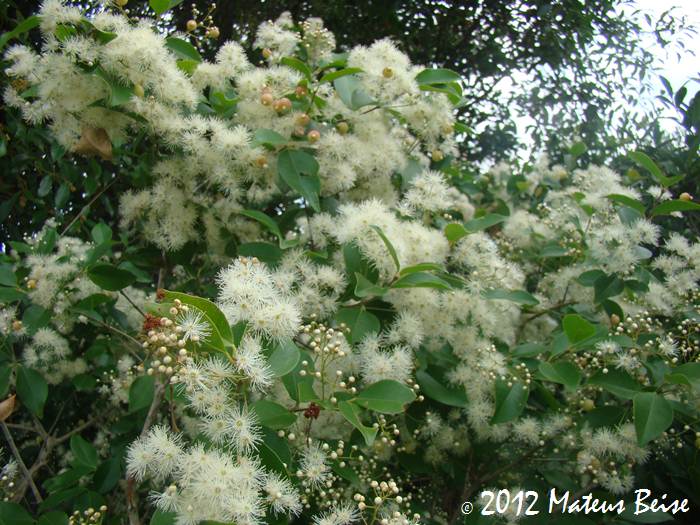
[354,380,416,414]
[87,264,136,291]
[150,0,174,16]
[338,401,377,446]
[150,511,177,525]
[319,67,363,83]
[281,351,318,403]
[280,56,312,79]
[539,362,581,390]
[0,15,41,51]
[607,194,646,215]
[0,502,35,525]
[162,290,234,347]
[354,273,388,298]
[70,434,99,470]
[54,183,70,209]
[415,369,468,407]
[369,225,400,272]
[128,375,155,413]
[93,456,122,493]
[391,272,451,290]
[569,141,587,158]
[252,129,287,149]
[562,314,596,344]
[594,274,624,303]
[0,265,16,287]
[90,223,112,245]
[444,223,468,243]
[0,366,12,398]
[94,67,134,107]
[650,199,700,216]
[22,305,51,335]
[491,380,528,424]
[277,149,321,212]
[483,288,539,306]
[463,213,507,232]
[335,307,380,345]
[267,338,300,377]
[398,263,443,276]
[588,369,642,399]
[165,37,202,62]
[576,269,605,287]
[238,242,282,264]
[633,392,673,446]
[16,366,48,417]
[629,151,682,187]
[251,400,297,429]
[415,68,461,84]
[38,511,69,525]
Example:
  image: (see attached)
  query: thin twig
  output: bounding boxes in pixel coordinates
[0,421,43,503]
[60,180,116,237]
[120,290,146,318]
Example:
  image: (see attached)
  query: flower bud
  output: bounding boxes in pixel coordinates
[307,130,320,143]
[186,20,197,32]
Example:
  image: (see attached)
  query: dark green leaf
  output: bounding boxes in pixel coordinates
[335,307,380,345]
[354,273,388,298]
[129,375,155,413]
[277,149,321,212]
[87,264,136,291]
[16,366,48,417]
[391,272,451,290]
[538,362,581,390]
[70,434,98,470]
[415,370,468,407]
[491,380,528,424]
[251,399,297,429]
[650,199,700,216]
[267,338,300,377]
[165,37,202,62]
[338,401,377,446]
[562,314,596,344]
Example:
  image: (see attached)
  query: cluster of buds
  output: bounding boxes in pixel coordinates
[185,4,219,39]
[69,506,107,525]
[139,301,191,378]
[0,463,17,501]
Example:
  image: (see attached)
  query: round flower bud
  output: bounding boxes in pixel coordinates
[295,86,308,98]
[431,149,444,162]
[262,48,272,59]
[207,26,220,39]
[133,83,145,98]
[336,121,349,135]
[186,20,197,32]
[307,130,320,143]
[260,92,274,106]
[296,114,311,126]
[680,192,692,201]
[382,67,394,78]
[273,97,292,114]
[581,398,595,411]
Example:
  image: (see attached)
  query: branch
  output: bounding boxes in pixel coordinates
[0,421,43,503]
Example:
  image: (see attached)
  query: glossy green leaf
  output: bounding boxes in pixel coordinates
[128,375,155,413]
[354,380,416,414]
[588,369,642,399]
[267,338,301,377]
[650,199,700,216]
[415,68,461,84]
[416,370,468,407]
[491,379,528,424]
[338,401,377,446]
[391,272,451,290]
[251,400,297,429]
[354,273,388,298]
[633,392,673,446]
[165,37,202,62]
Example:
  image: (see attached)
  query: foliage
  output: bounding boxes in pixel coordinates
[0,2,699,525]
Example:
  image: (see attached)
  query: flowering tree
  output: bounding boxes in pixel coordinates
[0,2,699,525]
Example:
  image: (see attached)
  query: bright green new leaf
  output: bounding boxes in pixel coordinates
[338,401,377,446]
